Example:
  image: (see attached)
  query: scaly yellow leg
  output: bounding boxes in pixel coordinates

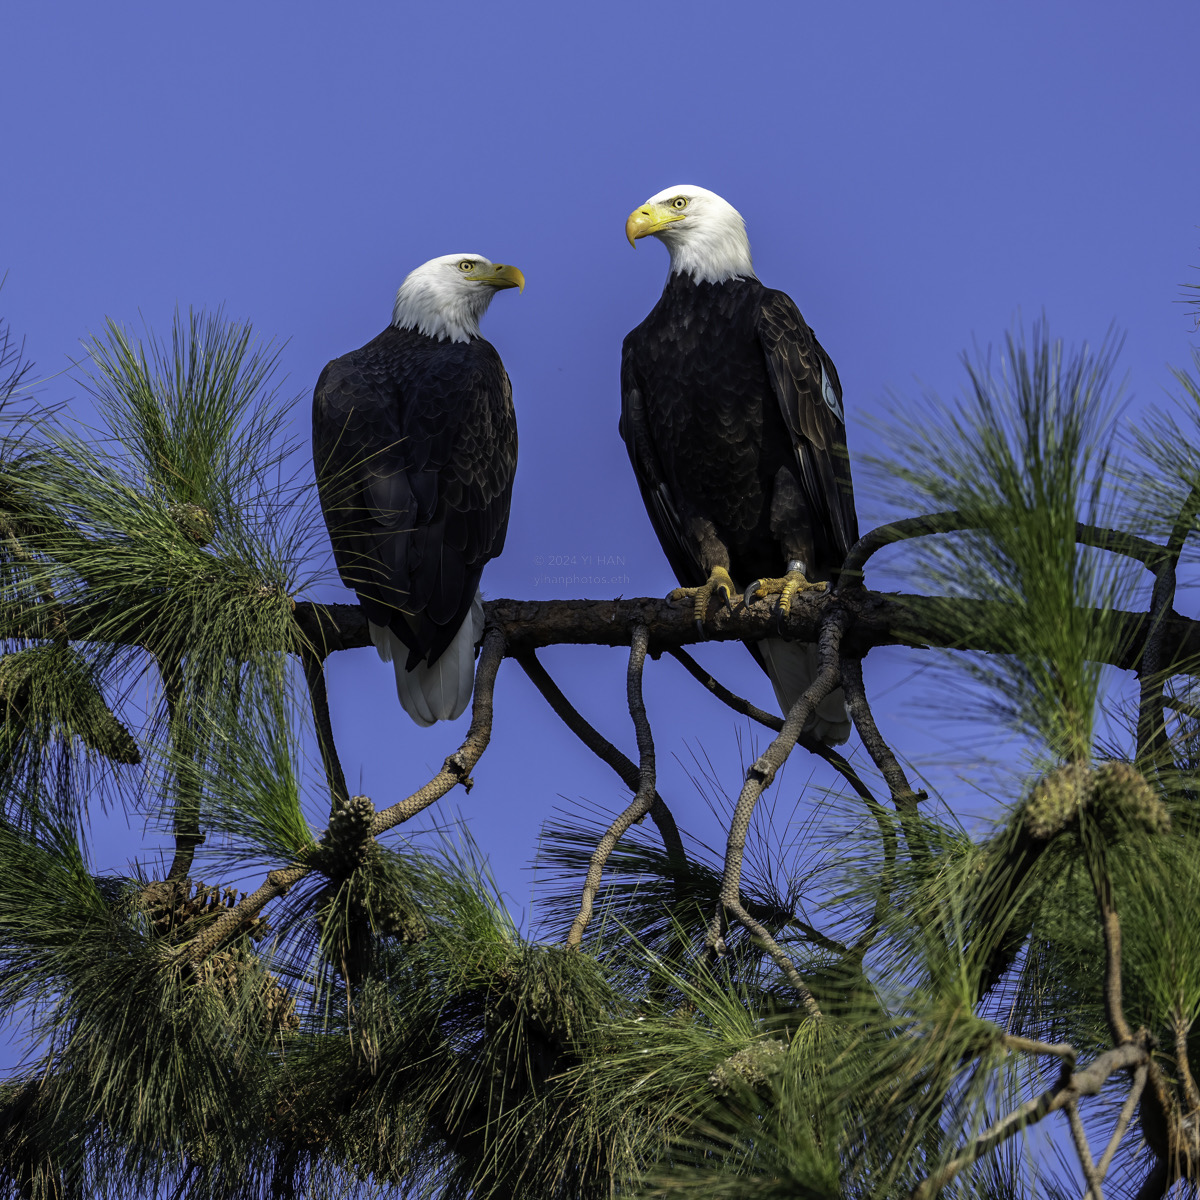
[670,566,737,633]
[744,560,826,614]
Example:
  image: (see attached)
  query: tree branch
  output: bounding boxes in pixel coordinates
[1173,1005,1200,1116]
[184,862,310,965]
[30,572,1200,682]
[840,654,924,814]
[662,646,880,962]
[1085,832,1133,1048]
[1003,1036,1077,1063]
[910,1039,1150,1200]
[1088,1062,1148,1198]
[184,628,507,963]
[566,626,657,948]
[301,645,348,811]
[371,627,506,835]
[1137,483,1200,762]
[838,511,1168,586]
[1066,1100,1104,1200]
[286,585,1200,678]
[515,649,685,866]
[706,606,852,1014]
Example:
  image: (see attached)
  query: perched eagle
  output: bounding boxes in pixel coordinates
[620,186,858,744]
[313,253,522,725]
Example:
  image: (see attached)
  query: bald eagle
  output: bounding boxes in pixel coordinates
[313,254,522,725]
[620,186,857,744]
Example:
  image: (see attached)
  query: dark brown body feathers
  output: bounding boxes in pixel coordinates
[620,274,858,595]
[313,325,517,670]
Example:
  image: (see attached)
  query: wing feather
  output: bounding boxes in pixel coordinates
[619,340,706,590]
[756,291,859,569]
[313,326,517,667]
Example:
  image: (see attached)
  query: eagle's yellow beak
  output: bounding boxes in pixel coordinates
[470,263,525,293]
[625,204,685,247]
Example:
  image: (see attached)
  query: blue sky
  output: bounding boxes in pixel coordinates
[3,0,1199,1047]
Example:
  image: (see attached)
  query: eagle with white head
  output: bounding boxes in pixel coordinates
[620,186,858,743]
[313,253,523,725]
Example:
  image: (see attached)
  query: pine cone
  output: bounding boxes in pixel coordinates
[167,501,215,546]
[320,794,377,874]
[708,1039,788,1096]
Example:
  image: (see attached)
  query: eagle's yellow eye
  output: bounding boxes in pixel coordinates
[458,260,475,271]
[671,196,688,210]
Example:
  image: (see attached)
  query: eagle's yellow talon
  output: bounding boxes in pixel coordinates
[670,566,737,628]
[746,566,826,615]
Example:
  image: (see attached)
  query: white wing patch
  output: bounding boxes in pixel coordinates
[820,362,843,421]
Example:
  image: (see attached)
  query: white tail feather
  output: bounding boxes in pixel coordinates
[759,638,852,746]
[369,592,484,726]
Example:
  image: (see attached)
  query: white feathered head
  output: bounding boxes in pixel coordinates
[625,186,756,284]
[392,254,524,342]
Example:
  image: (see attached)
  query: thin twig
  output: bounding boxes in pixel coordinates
[1003,1035,1077,1063]
[566,626,656,947]
[1089,1062,1147,1193]
[840,655,924,814]
[371,627,506,835]
[706,607,852,1016]
[1066,1100,1104,1200]
[782,916,849,956]
[910,1039,1149,1199]
[1137,483,1200,763]
[301,645,348,811]
[665,646,784,731]
[185,629,507,963]
[666,645,881,807]
[838,511,1167,587]
[515,649,685,866]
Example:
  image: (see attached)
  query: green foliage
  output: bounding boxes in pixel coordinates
[874,325,1134,761]
[1126,349,1200,546]
[0,644,139,767]
[149,674,318,869]
[2,307,1199,1198]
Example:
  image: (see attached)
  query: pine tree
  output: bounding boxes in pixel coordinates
[2,306,1200,1198]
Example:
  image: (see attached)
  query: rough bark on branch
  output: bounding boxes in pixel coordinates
[705,607,852,1013]
[565,626,656,947]
[515,649,685,865]
[666,646,881,807]
[911,1039,1150,1200]
[184,629,507,963]
[289,588,1200,678]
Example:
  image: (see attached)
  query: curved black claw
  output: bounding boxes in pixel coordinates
[670,566,737,636]
[744,580,762,607]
